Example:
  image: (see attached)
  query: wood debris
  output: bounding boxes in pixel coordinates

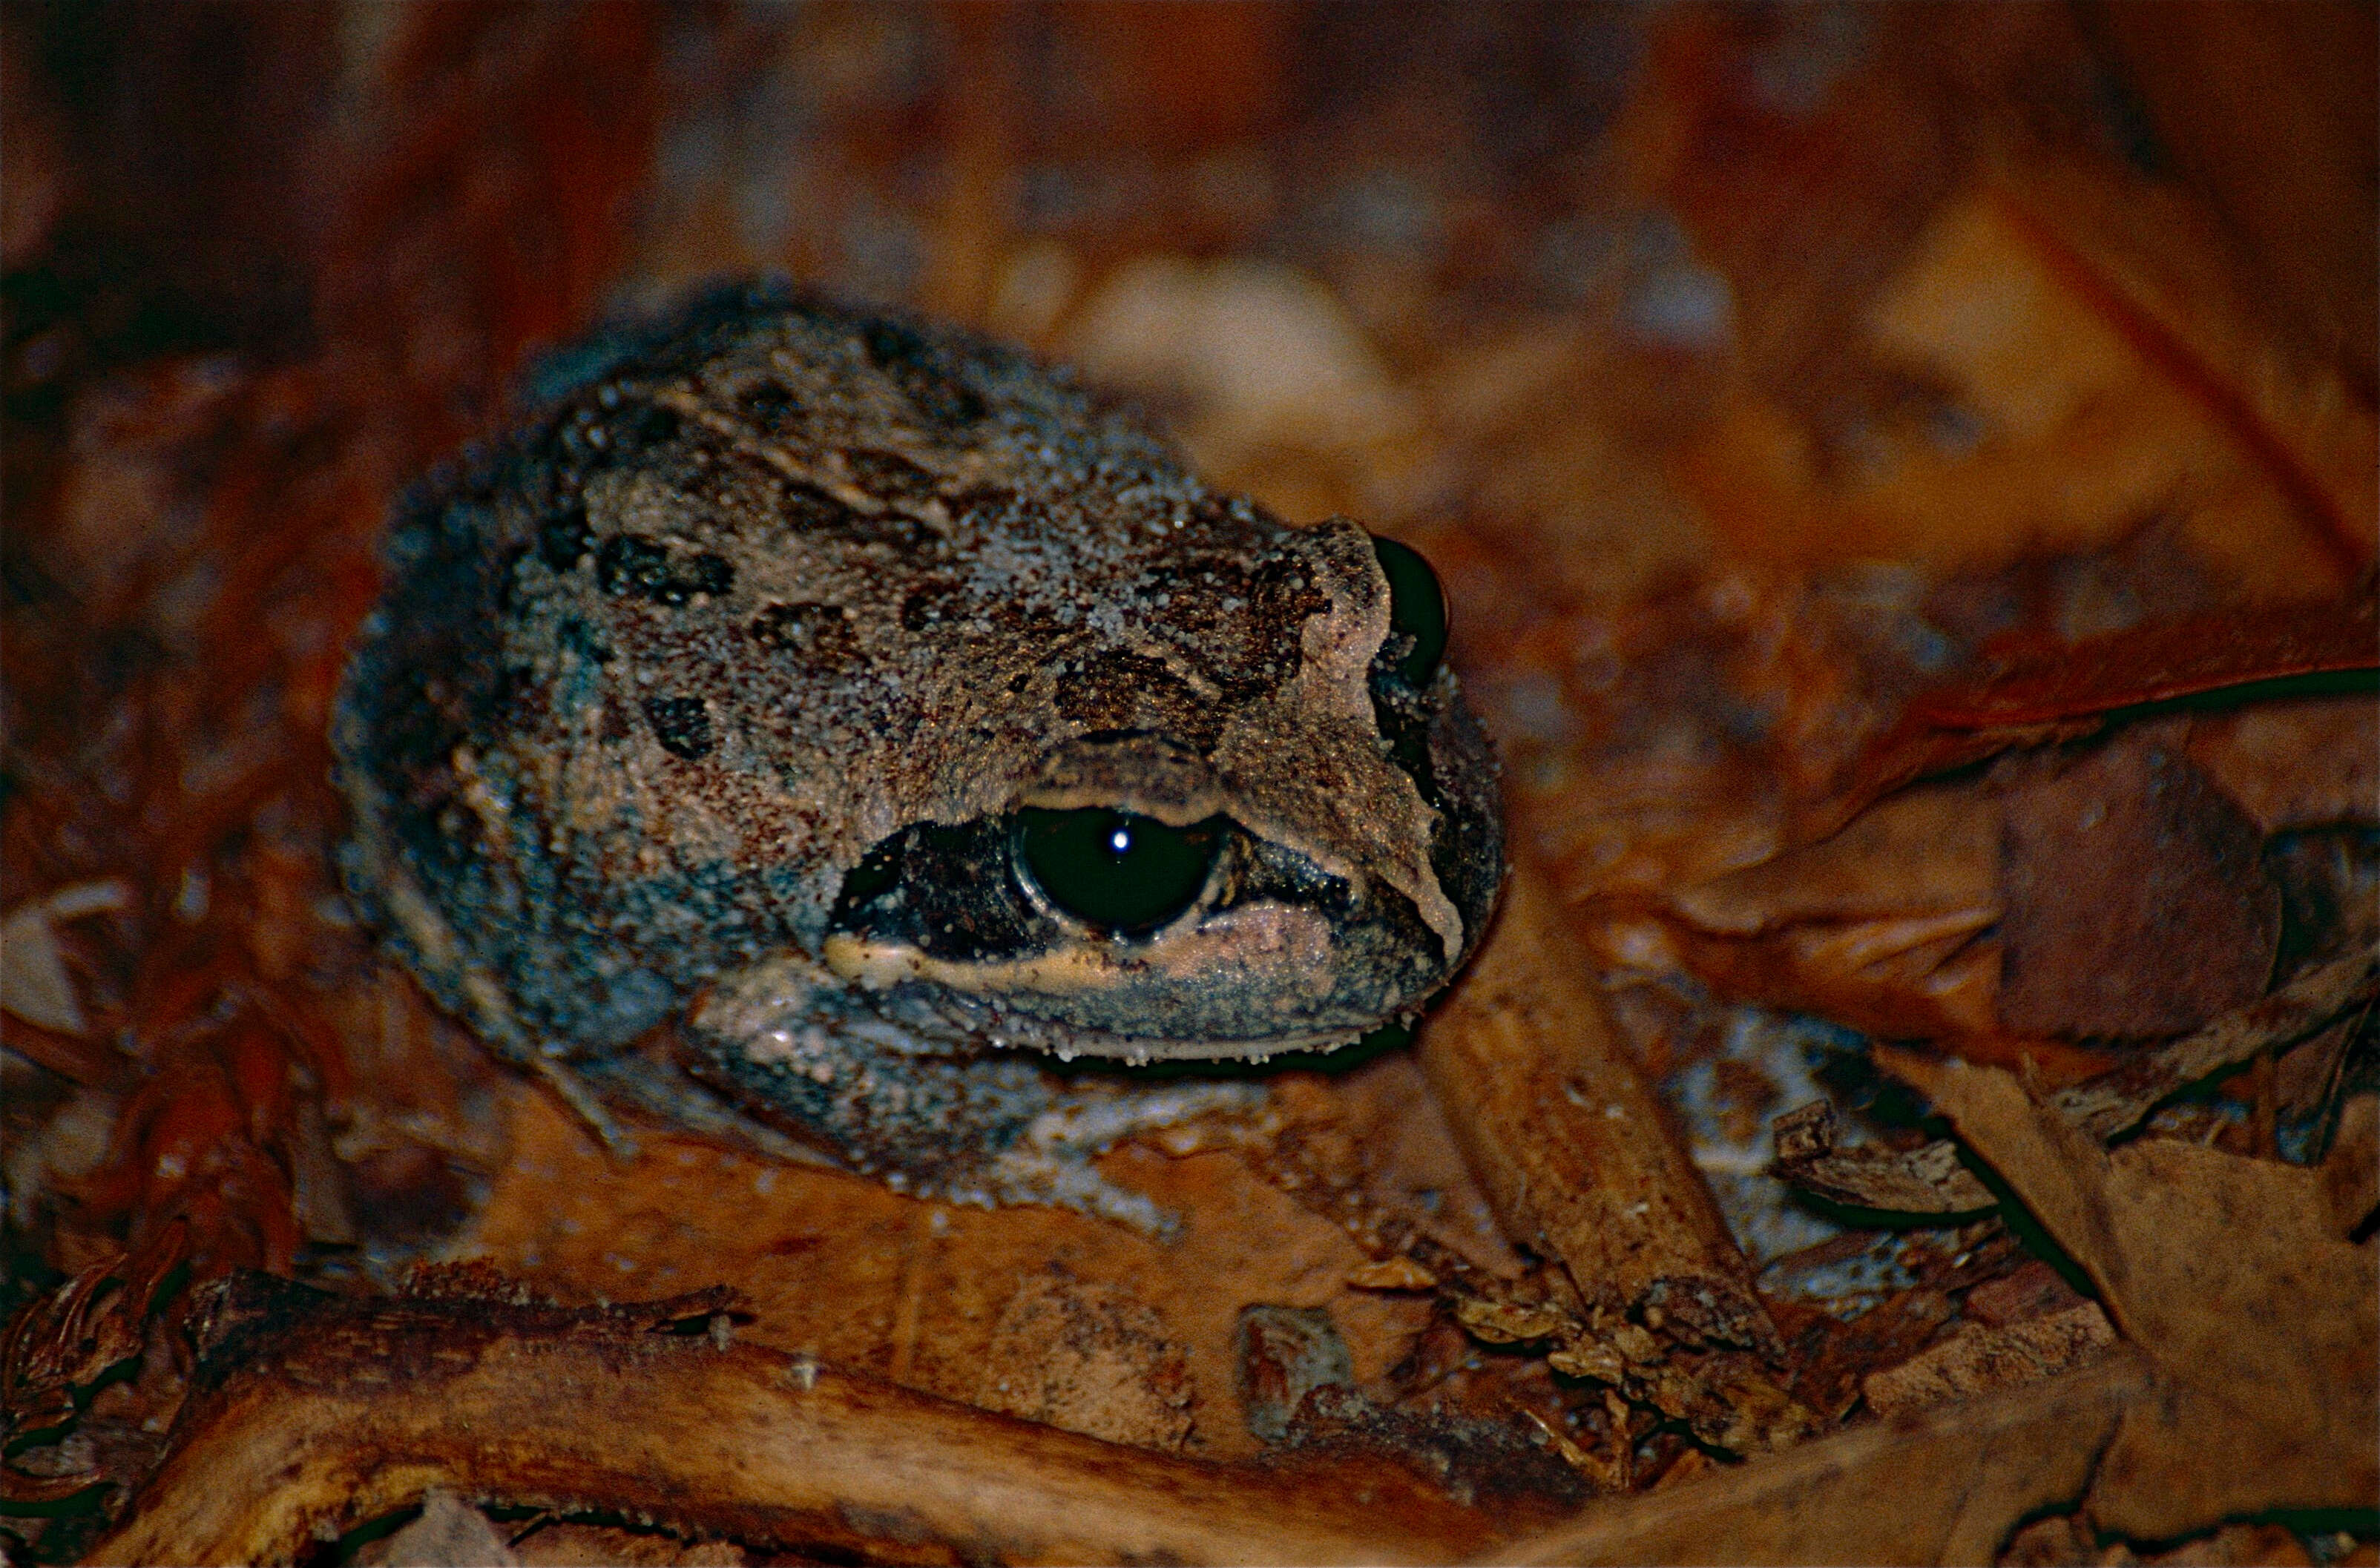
[1769,946,2380,1215]
[1421,862,1778,1356]
[1769,1099,1997,1215]
[85,1272,1496,1567]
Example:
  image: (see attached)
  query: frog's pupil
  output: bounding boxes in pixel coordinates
[1373,536,1447,685]
[1016,807,1220,935]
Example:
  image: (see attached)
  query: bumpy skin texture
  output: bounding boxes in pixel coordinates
[335,283,1503,1202]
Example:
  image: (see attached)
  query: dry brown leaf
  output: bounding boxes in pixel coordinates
[0,882,127,1037]
[1675,188,2262,579]
[1670,782,2001,935]
[1991,156,2377,586]
[1650,780,2006,1038]
[2323,1095,2379,1238]
[1650,907,2005,1042]
[1997,733,2280,1038]
[1892,1054,2379,1537]
[2091,0,2377,390]
[1,905,85,1036]
[2186,696,2380,834]
[1060,254,1427,519]
[1485,1348,2150,1567]
[453,1079,1438,1465]
[1671,143,2376,600]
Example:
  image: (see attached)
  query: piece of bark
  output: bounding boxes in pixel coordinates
[85,1274,1492,1567]
[1769,1099,1996,1214]
[1997,734,2281,1037]
[1419,860,1775,1354]
[1485,1347,2150,1567]
[1861,1303,2116,1416]
[1440,1271,1816,1457]
[510,1522,745,1567]
[1965,1260,2089,1330]
[972,1271,1194,1451]
[1,1224,188,1506]
[1346,1256,1439,1291]
[1893,1055,2380,1538]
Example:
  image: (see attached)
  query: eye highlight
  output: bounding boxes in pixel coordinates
[1372,536,1447,685]
[1015,807,1222,935]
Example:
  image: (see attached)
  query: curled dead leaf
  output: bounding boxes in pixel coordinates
[1892,1054,2379,1536]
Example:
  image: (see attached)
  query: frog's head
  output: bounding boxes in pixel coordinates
[814,521,1505,1061]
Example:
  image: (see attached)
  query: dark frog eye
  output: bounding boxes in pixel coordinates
[1372,535,1447,685]
[1014,807,1222,935]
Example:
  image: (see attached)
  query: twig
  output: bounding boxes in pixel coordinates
[1418,860,1777,1354]
[86,1274,1493,1567]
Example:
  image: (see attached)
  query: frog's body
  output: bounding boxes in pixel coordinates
[334,282,1503,1220]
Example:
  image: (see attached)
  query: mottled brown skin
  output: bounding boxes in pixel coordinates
[334,283,1502,1215]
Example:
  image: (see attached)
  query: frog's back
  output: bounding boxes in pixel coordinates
[333,284,1364,1055]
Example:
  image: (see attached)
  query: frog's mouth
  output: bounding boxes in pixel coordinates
[814,800,1449,1060]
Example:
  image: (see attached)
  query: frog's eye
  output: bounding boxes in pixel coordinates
[1014,807,1221,935]
[1373,536,1447,685]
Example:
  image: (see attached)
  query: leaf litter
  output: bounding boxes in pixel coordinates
[3,5,2374,1564]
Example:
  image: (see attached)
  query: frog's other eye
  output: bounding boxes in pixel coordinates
[1372,536,1447,685]
[1014,807,1222,935]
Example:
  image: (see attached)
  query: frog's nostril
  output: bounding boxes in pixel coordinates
[1013,807,1221,935]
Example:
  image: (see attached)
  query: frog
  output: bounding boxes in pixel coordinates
[332,280,1505,1228]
